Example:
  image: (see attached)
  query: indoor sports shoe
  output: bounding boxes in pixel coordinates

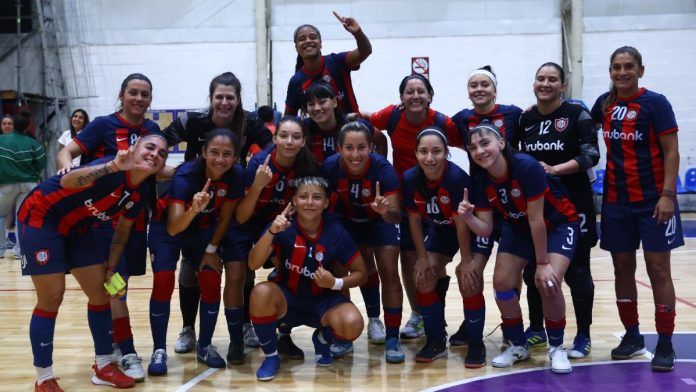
[147,349,168,376]
[196,344,226,368]
[256,355,281,381]
[312,329,333,367]
[464,340,486,369]
[400,312,425,339]
[35,378,64,392]
[243,323,260,348]
[120,353,145,382]
[174,327,196,354]
[226,341,245,365]
[525,328,548,349]
[385,337,405,363]
[414,337,448,363]
[367,317,386,344]
[549,346,572,374]
[491,344,530,368]
[111,343,123,364]
[277,334,305,360]
[651,339,676,372]
[91,363,135,388]
[330,341,354,359]
[611,334,646,360]
[568,334,592,359]
[449,321,468,346]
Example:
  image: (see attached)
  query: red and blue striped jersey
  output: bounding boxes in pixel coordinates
[244,147,297,228]
[269,215,359,297]
[452,104,522,147]
[320,153,399,222]
[472,153,577,232]
[303,116,373,164]
[74,113,162,164]
[402,161,470,228]
[285,52,360,116]
[591,88,679,203]
[370,105,463,179]
[157,160,244,231]
[17,157,150,236]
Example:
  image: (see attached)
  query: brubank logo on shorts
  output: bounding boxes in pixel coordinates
[83,199,111,221]
[284,259,316,279]
[604,128,644,141]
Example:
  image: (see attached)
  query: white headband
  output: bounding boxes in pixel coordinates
[417,127,448,143]
[468,69,497,89]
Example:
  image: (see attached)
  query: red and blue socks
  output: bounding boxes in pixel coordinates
[463,291,485,342]
[417,290,445,341]
[30,308,58,368]
[360,273,381,318]
[197,269,221,349]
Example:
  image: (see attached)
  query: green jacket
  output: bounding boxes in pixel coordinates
[0,131,47,185]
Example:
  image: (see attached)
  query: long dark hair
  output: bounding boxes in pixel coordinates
[414,126,449,197]
[117,73,152,112]
[208,72,246,156]
[602,46,643,113]
[70,108,90,138]
[190,128,240,181]
[13,111,31,135]
[276,116,318,177]
[465,122,514,177]
[293,24,322,72]
[303,81,345,136]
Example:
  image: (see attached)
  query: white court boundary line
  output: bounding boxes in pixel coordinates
[174,368,219,392]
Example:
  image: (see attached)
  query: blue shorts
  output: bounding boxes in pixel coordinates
[498,221,579,263]
[19,222,106,275]
[470,221,502,258]
[148,221,182,273]
[276,283,350,329]
[398,213,431,252]
[425,225,460,259]
[600,199,684,252]
[341,218,399,247]
[225,223,264,262]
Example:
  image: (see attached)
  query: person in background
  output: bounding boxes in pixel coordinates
[0,112,46,259]
[1,114,13,134]
[57,109,89,167]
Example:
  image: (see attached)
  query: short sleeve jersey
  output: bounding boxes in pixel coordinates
[320,153,399,222]
[285,52,360,116]
[269,216,360,297]
[370,105,464,179]
[472,153,577,232]
[453,104,522,146]
[591,88,678,203]
[244,147,297,228]
[17,157,150,235]
[162,160,244,231]
[74,113,162,164]
[402,161,470,228]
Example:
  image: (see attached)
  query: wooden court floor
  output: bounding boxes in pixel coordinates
[1,237,695,391]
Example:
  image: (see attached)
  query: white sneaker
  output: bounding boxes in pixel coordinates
[491,345,530,368]
[549,346,572,374]
[174,326,196,353]
[111,343,123,364]
[120,353,145,382]
[400,312,425,339]
[243,322,260,348]
[367,317,386,344]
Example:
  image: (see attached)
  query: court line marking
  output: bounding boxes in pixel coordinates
[174,368,219,392]
[422,359,696,391]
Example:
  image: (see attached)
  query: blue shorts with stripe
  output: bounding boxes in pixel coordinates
[600,199,684,252]
[498,221,579,263]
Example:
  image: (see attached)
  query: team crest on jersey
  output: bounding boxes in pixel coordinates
[322,75,332,83]
[217,189,227,197]
[315,251,324,262]
[627,110,637,120]
[361,188,371,197]
[494,119,504,128]
[125,201,135,210]
[440,196,449,204]
[35,249,50,266]
[511,188,521,198]
[554,118,569,132]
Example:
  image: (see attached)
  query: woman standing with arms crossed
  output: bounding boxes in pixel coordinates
[320,122,404,362]
[285,12,372,116]
[459,123,578,374]
[519,62,599,359]
[591,46,682,372]
[56,73,161,382]
[20,135,168,391]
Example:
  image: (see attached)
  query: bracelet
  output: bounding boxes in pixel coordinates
[205,244,218,253]
[660,189,676,199]
[537,259,550,265]
[331,277,344,291]
[267,229,278,236]
[106,264,116,273]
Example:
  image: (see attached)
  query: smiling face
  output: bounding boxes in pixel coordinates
[468,74,496,110]
[120,79,152,120]
[533,66,564,105]
[467,131,505,171]
[134,136,168,174]
[273,120,305,161]
[202,135,236,180]
[294,26,322,60]
[416,134,447,180]
[338,130,371,175]
[71,111,86,132]
[293,183,328,221]
[307,95,337,126]
[401,78,431,115]
[210,84,239,126]
[610,52,644,98]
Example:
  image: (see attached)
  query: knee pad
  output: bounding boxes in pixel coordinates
[494,289,517,301]
[152,271,175,302]
[198,269,221,303]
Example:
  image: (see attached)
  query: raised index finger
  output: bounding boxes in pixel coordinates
[281,202,293,217]
[202,178,211,193]
[332,11,343,22]
[262,154,271,167]
[375,181,381,198]
[463,187,469,202]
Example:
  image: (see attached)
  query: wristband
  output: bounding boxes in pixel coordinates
[205,244,218,253]
[268,229,278,235]
[536,259,550,265]
[331,277,344,291]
